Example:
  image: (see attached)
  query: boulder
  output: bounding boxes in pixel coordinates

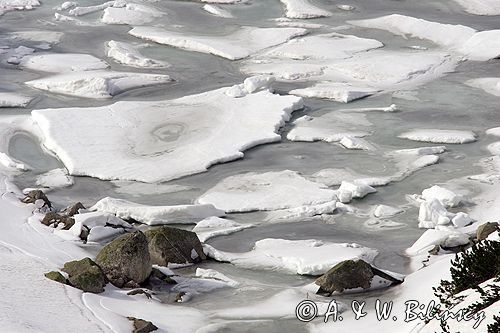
[127,317,158,333]
[44,271,67,284]
[315,259,403,294]
[63,202,86,216]
[95,231,151,288]
[41,212,75,230]
[476,222,499,240]
[62,257,107,293]
[21,190,51,209]
[144,226,206,266]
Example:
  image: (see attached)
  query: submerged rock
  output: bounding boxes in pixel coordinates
[44,271,67,284]
[144,226,206,266]
[96,231,151,288]
[315,259,402,294]
[41,212,75,230]
[62,257,107,293]
[476,222,499,240]
[21,190,51,209]
[127,317,158,333]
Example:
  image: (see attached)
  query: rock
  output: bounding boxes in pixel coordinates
[476,222,499,240]
[44,271,67,284]
[95,231,151,288]
[175,291,187,302]
[41,212,75,230]
[127,317,158,333]
[150,267,177,284]
[62,257,107,293]
[63,202,85,216]
[127,289,153,299]
[428,245,440,255]
[21,190,51,208]
[315,259,402,294]
[144,226,206,266]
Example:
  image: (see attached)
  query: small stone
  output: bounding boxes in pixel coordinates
[63,202,85,216]
[21,190,51,208]
[127,289,153,299]
[127,317,158,333]
[44,271,67,284]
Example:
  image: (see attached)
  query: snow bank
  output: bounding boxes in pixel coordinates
[106,40,167,68]
[129,26,307,60]
[350,14,500,61]
[399,129,477,144]
[279,0,331,19]
[0,92,32,108]
[26,70,172,99]
[192,217,253,242]
[90,197,225,225]
[32,82,303,182]
[205,238,378,275]
[197,170,337,212]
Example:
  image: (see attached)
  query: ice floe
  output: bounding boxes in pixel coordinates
[106,40,168,68]
[453,0,500,15]
[102,3,164,25]
[373,205,403,218]
[90,197,225,225]
[350,14,500,61]
[192,217,253,242]
[279,0,331,19]
[20,53,109,73]
[129,26,307,60]
[26,70,172,98]
[197,170,337,212]
[205,238,378,275]
[0,0,39,15]
[35,168,74,189]
[264,200,337,222]
[287,112,371,143]
[0,92,32,107]
[202,4,233,18]
[399,129,477,144]
[421,185,463,207]
[32,81,303,181]
[466,78,500,97]
[111,181,192,197]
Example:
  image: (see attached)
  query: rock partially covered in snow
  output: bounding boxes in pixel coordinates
[399,129,477,144]
[145,226,206,266]
[32,83,303,182]
[205,238,378,275]
[421,185,463,207]
[451,212,473,228]
[406,227,470,256]
[197,170,337,212]
[315,259,403,294]
[74,211,131,229]
[95,231,151,288]
[91,197,225,225]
